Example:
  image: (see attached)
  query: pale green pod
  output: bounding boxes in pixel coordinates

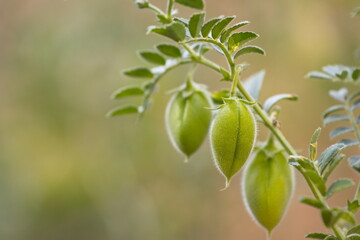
[242,139,293,235]
[210,98,256,187]
[165,81,212,160]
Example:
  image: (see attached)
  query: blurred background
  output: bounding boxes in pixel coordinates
[0,0,359,239]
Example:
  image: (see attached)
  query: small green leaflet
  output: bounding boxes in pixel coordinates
[351,98,360,111]
[228,31,259,52]
[323,153,345,182]
[123,67,154,78]
[220,21,250,43]
[353,69,360,80]
[321,209,333,227]
[330,127,353,139]
[263,94,298,113]
[305,232,332,239]
[318,143,346,174]
[189,13,205,37]
[340,139,360,147]
[243,70,265,100]
[149,22,186,42]
[307,65,360,83]
[138,50,166,65]
[326,178,355,199]
[322,105,345,118]
[307,71,332,80]
[300,197,324,209]
[349,156,360,173]
[156,44,182,58]
[175,0,204,10]
[348,225,360,235]
[107,105,140,117]
[329,88,348,102]
[201,17,222,37]
[112,86,144,99]
[234,46,265,59]
[323,115,350,125]
[211,16,235,39]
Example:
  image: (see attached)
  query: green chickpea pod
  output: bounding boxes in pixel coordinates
[165,78,212,161]
[242,136,294,235]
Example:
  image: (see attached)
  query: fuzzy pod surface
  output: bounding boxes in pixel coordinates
[210,98,256,186]
[242,139,293,234]
[166,82,212,159]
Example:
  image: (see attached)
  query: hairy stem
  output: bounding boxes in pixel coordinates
[166,0,174,19]
[230,66,241,97]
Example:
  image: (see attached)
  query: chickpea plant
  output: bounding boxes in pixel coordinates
[109,0,360,238]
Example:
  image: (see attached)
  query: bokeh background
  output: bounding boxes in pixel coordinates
[0,0,359,239]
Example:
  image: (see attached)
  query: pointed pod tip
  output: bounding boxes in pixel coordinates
[266,229,272,240]
[184,156,189,163]
[220,179,231,191]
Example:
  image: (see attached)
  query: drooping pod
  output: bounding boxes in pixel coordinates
[242,137,293,235]
[210,98,256,187]
[165,79,212,160]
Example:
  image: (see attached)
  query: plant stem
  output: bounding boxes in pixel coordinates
[184,38,235,75]
[230,66,241,97]
[147,3,167,17]
[332,225,345,240]
[166,0,174,19]
[180,43,223,73]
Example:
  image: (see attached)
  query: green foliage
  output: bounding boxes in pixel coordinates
[111,86,144,99]
[107,105,140,117]
[314,85,360,174]
[123,67,153,78]
[242,70,265,100]
[175,0,204,10]
[307,65,360,84]
[228,32,259,53]
[352,7,360,17]
[234,46,265,59]
[138,50,166,65]
[156,43,182,57]
[211,16,235,39]
[149,22,186,42]
[326,179,355,199]
[189,13,205,38]
[112,0,360,239]
[263,94,298,113]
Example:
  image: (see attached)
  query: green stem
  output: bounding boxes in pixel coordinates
[180,43,223,73]
[332,225,345,240]
[230,66,241,97]
[184,38,235,75]
[147,3,167,18]
[166,0,175,19]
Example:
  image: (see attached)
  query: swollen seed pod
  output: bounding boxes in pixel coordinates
[210,98,256,187]
[242,137,293,235]
[165,80,212,160]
